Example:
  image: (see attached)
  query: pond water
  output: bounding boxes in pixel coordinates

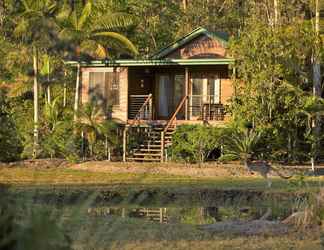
[86,205,288,225]
[1,185,319,250]
[5,185,308,225]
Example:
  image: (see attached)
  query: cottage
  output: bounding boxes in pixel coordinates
[67,27,235,162]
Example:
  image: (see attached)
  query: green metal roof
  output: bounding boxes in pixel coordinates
[65,58,234,67]
[64,28,233,67]
[151,27,229,59]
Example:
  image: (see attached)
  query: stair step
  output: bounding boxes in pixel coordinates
[144,140,172,144]
[127,123,176,162]
[140,144,161,148]
[152,128,176,131]
[138,149,161,152]
[133,153,161,157]
[127,157,161,162]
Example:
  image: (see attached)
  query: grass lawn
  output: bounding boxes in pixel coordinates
[71,216,321,250]
[2,163,324,250]
[0,165,324,193]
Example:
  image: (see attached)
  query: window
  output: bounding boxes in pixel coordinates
[105,70,120,106]
[207,78,220,104]
[89,72,105,105]
[88,69,120,108]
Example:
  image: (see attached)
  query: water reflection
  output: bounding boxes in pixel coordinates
[87,206,276,225]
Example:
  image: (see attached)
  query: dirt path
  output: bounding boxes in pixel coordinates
[71,161,303,178]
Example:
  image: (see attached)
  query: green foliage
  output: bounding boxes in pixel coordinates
[76,102,118,159]
[229,20,321,163]
[0,90,22,162]
[288,172,309,189]
[0,0,323,163]
[179,208,215,225]
[220,123,262,162]
[57,0,138,59]
[170,125,222,163]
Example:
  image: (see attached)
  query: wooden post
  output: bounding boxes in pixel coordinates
[159,208,163,223]
[185,67,189,120]
[81,131,85,160]
[161,131,165,163]
[73,63,81,122]
[123,126,127,162]
[32,46,39,159]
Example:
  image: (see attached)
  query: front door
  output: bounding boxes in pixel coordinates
[157,74,172,119]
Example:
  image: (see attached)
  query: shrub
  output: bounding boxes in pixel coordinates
[170,125,223,164]
[0,90,22,162]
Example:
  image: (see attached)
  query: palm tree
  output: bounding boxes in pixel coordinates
[99,120,118,161]
[57,1,138,122]
[14,0,59,158]
[39,54,53,104]
[221,127,262,163]
[76,102,104,158]
[300,96,324,171]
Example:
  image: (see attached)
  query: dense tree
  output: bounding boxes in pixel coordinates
[57,1,137,121]
[230,20,317,161]
[0,89,22,162]
[13,0,60,158]
[0,0,322,163]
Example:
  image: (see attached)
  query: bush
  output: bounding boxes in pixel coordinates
[0,90,22,162]
[169,125,223,164]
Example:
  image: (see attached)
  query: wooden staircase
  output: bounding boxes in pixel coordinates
[126,95,188,163]
[136,208,168,223]
[126,125,176,162]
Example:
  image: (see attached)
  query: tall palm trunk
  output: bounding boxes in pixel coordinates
[182,0,187,10]
[46,59,51,104]
[47,86,51,104]
[274,0,279,26]
[73,63,81,122]
[63,70,67,107]
[33,46,39,158]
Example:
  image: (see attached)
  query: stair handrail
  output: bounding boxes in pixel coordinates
[163,95,188,133]
[131,94,153,125]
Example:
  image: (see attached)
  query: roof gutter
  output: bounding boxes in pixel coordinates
[64,58,235,67]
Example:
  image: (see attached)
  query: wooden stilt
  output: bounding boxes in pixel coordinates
[161,131,165,163]
[123,126,127,162]
[185,67,189,120]
[81,131,85,160]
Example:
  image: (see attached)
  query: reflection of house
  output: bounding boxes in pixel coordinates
[67,27,234,162]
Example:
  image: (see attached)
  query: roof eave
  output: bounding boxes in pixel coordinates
[64,58,235,67]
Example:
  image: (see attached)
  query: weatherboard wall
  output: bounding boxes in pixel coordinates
[81,67,128,123]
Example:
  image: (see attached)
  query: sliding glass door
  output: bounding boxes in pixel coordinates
[190,74,221,119]
[156,74,185,119]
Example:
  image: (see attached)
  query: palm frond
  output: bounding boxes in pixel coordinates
[13,18,29,37]
[78,1,92,31]
[95,44,107,59]
[222,129,262,161]
[79,40,102,58]
[94,13,133,30]
[92,31,138,55]
[69,9,78,30]
[39,54,52,76]
[8,79,33,98]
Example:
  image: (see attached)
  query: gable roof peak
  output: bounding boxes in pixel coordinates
[151,27,229,59]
